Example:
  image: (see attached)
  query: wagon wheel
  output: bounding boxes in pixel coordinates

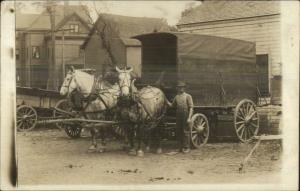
[16,105,38,132]
[53,99,82,138]
[64,124,82,139]
[234,99,259,143]
[53,99,72,129]
[190,113,209,149]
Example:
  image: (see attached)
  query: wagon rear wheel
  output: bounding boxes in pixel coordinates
[190,113,209,149]
[16,105,37,132]
[234,99,259,142]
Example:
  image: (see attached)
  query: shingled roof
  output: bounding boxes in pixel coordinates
[178,1,280,25]
[99,14,170,38]
[81,13,170,49]
[16,5,91,30]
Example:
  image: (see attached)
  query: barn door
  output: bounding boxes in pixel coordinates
[256,54,269,96]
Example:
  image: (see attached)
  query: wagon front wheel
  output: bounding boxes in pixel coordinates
[190,113,209,149]
[53,99,72,129]
[234,99,259,142]
[16,105,38,132]
[65,125,82,139]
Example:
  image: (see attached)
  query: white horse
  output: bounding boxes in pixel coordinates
[60,67,122,152]
[116,66,168,156]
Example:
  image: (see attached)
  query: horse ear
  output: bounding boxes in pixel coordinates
[127,66,133,73]
[116,66,122,73]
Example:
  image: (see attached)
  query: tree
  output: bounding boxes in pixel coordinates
[80,2,120,70]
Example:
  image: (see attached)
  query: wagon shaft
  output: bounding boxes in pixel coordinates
[36,118,118,125]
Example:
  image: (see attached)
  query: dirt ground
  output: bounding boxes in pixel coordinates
[17,125,282,186]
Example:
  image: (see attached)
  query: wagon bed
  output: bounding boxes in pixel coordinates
[133,32,260,147]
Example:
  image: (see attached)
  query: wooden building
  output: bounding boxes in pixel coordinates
[81,14,170,78]
[16,5,91,89]
[177,1,281,104]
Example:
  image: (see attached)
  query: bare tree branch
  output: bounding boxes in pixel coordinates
[80,2,121,68]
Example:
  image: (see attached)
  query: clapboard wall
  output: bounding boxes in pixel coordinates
[177,14,281,104]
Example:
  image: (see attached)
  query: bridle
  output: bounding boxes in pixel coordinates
[118,71,131,91]
[62,72,82,96]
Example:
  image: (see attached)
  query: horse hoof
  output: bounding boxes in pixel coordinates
[98,148,105,153]
[137,150,144,157]
[145,146,150,153]
[128,149,136,156]
[88,145,97,153]
[156,148,162,154]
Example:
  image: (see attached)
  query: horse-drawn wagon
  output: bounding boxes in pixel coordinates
[133,32,260,148]
[16,32,260,154]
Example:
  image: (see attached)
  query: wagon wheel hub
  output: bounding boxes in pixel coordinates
[195,125,205,133]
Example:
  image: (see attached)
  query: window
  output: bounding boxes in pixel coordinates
[69,24,79,33]
[256,54,269,96]
[16,48,19,60]
[32,46,40,59]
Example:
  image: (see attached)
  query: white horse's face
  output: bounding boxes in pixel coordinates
[60,70,77,96]
[116,66,132,97]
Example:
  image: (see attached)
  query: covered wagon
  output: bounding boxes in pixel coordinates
[133,32,259,148]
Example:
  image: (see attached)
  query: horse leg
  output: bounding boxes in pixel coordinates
[98,128,106,153]
[144,128,151,153]
[88,128,97,152]
[155,127,162,154]
[127,123,136,156]
[136,124,144,157]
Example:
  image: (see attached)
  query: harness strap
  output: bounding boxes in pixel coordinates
[136,97,153,121]
[98,94,109,110]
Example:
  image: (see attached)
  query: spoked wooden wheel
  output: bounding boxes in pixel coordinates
[53,99,81,138]
[234,99,259,142]
[53,99,72,129]
[64,124,82,139]
[16,105,38,132]
[190,113,209,149]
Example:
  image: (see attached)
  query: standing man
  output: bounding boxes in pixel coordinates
[167,81,194,153]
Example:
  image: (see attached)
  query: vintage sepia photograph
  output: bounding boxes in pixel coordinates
[0,0,299,190]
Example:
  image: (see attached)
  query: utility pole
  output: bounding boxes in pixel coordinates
[46,1,57,90]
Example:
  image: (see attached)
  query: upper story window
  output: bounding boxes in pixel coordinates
[70,24,79,33]
[32,46,40,59]
[16,48,19,60]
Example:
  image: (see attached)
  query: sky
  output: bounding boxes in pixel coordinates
[16,1,202,25]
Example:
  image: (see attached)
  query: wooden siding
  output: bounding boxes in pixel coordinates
[84,33,110,75]
[177,15,281,104]
[126,47,142,78]
[178,15,281,77]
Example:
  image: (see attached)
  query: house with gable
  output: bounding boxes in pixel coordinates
[177,1,281,105]
[16,5,92,89]
[81,14,170,78]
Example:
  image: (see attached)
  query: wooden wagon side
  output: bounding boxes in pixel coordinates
[16,86,65,131]
[134,32,259,148]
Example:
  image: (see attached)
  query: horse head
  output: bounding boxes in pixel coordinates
[116,66,133,97]
[60,67,95,97]
[60,67,77,96]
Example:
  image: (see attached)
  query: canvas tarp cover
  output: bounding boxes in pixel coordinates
[134,32,257,106]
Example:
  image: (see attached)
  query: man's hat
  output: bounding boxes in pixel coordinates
[177,81,186,87]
